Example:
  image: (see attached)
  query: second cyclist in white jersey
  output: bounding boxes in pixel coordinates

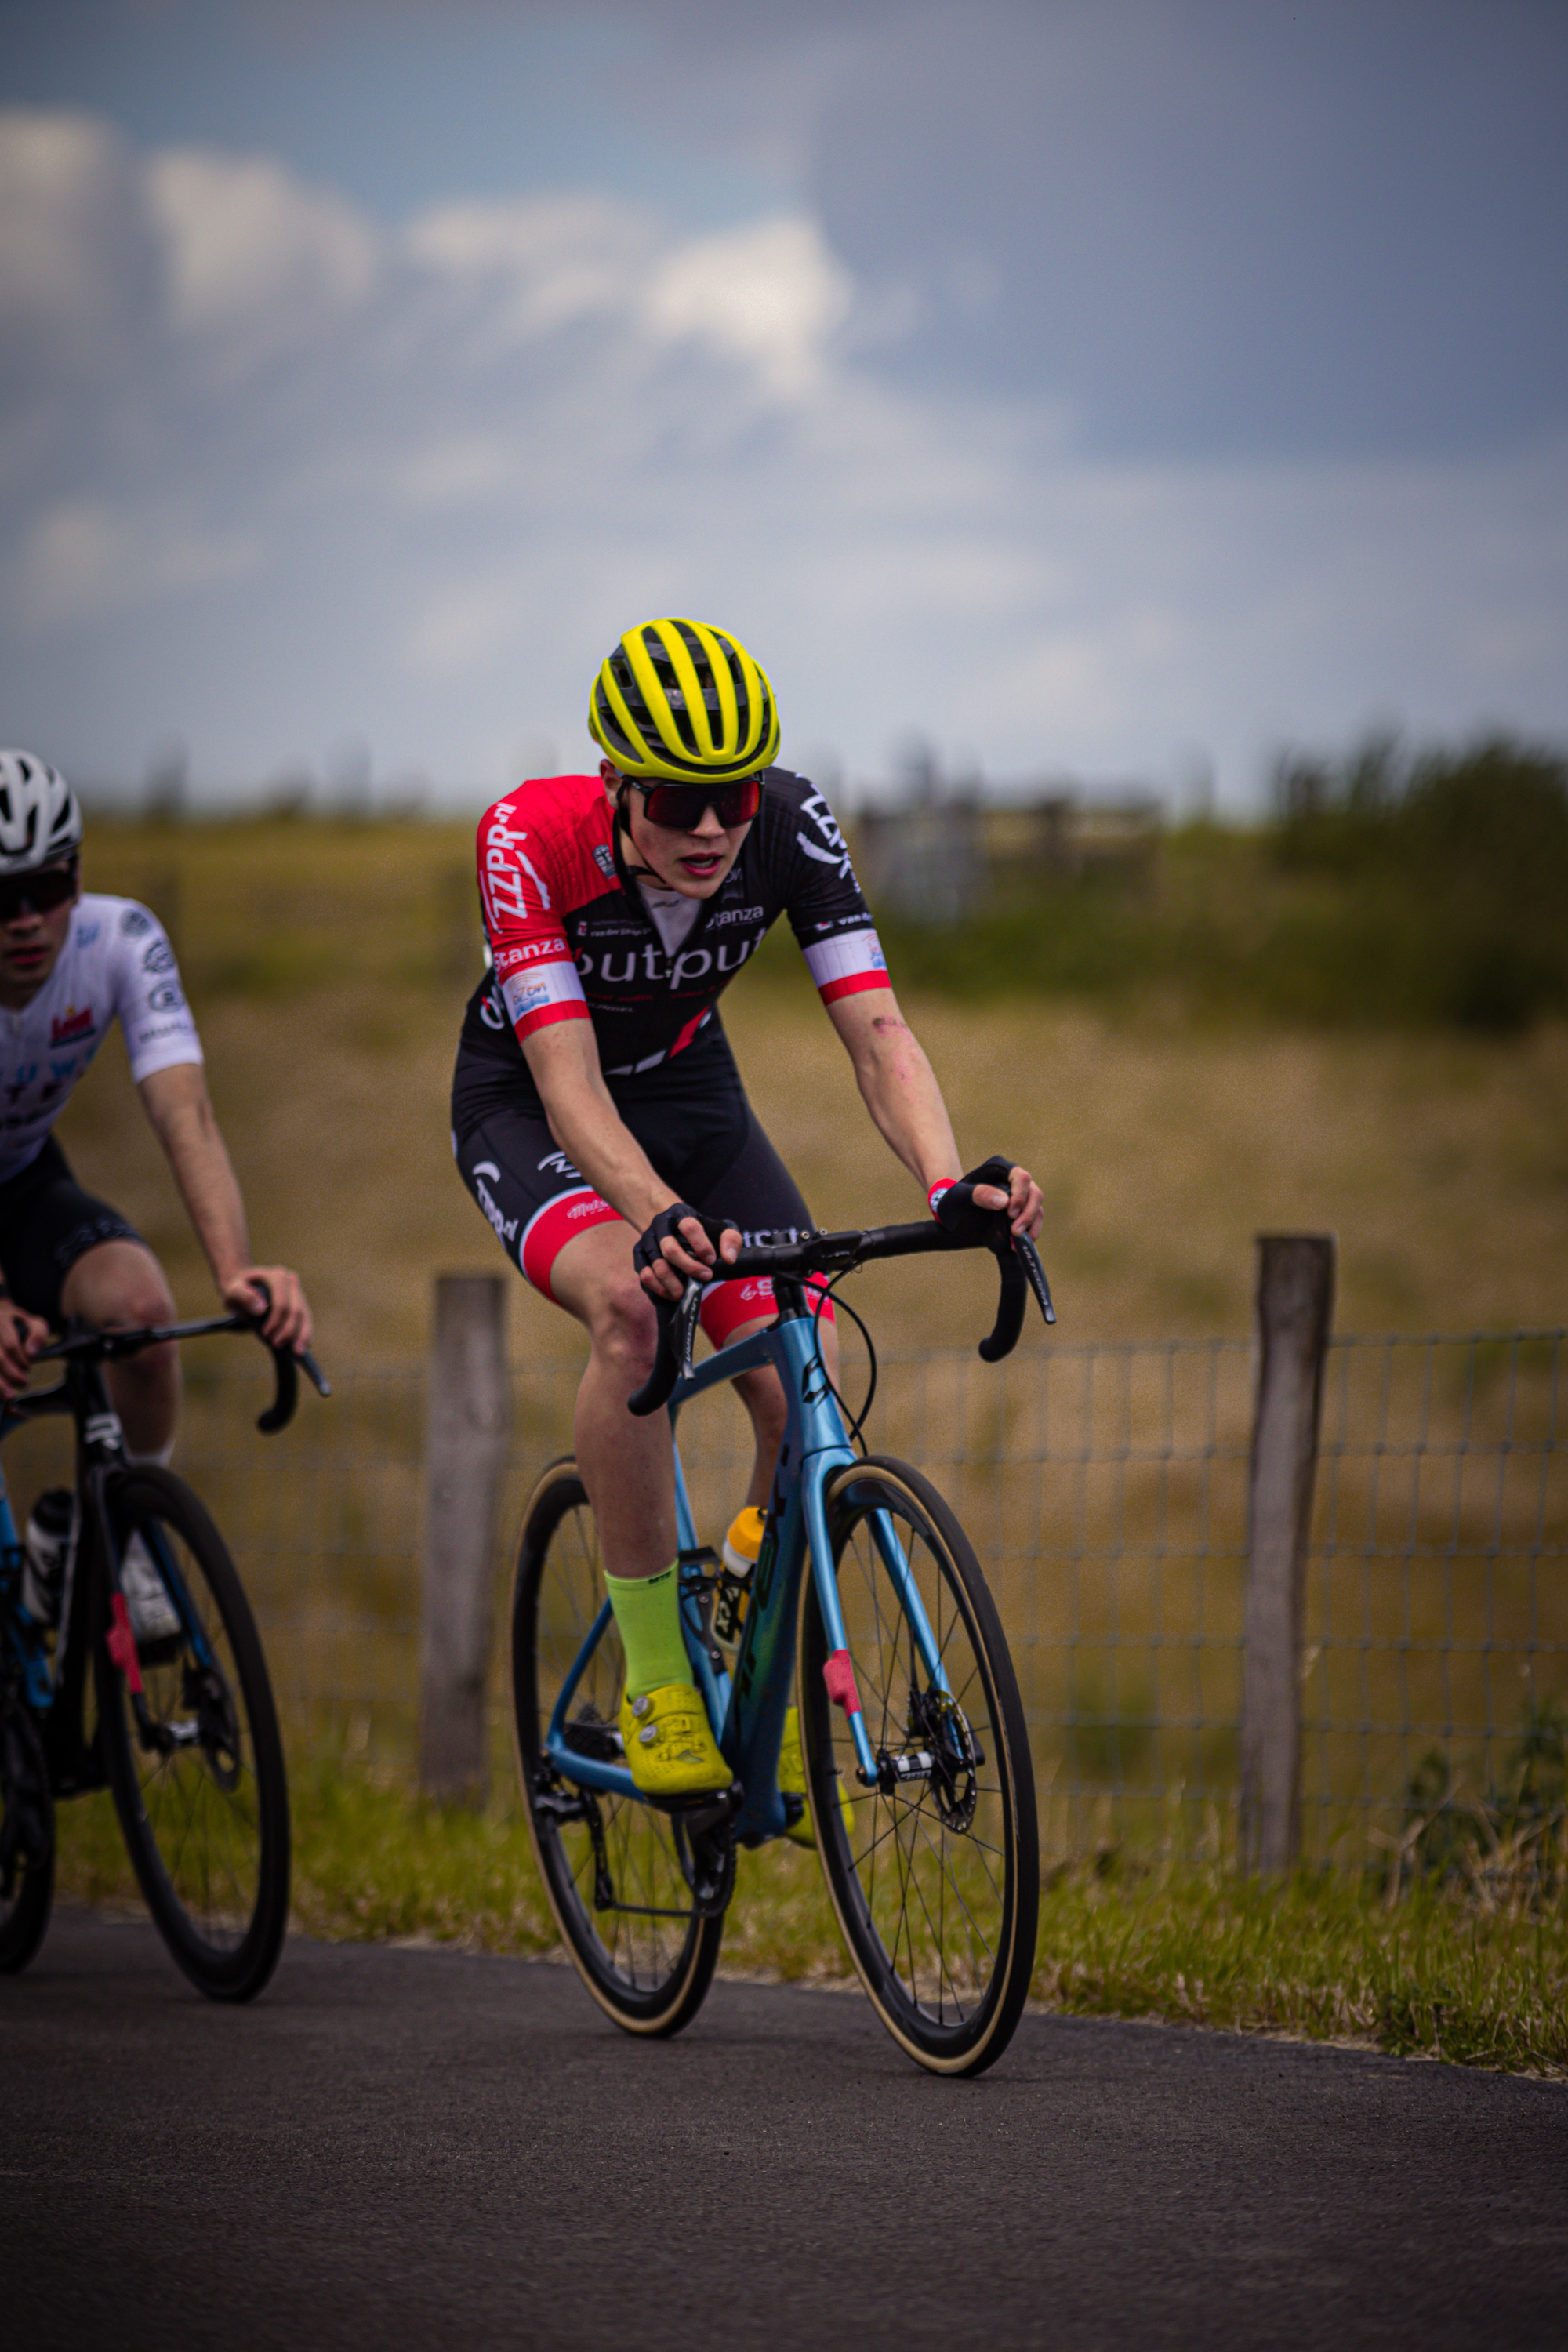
[0,750,311,1633]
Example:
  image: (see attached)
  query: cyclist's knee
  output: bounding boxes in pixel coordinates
[584,1279,660,1383]
[59,1240,176,1334]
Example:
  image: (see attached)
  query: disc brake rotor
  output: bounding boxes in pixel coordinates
[908,1686,979,1833]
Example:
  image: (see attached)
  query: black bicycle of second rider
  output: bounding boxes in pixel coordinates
[0,1308,328,2001]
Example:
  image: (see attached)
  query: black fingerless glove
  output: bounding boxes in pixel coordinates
[931,1155,1017,1247]
[633,1203,739,1280]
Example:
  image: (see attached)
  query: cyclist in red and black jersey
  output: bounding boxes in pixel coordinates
[452,618,1043,1800]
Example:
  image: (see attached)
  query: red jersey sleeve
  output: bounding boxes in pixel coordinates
[477,793,590,1040]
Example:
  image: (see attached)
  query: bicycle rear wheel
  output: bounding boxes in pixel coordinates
[96,1468,289,2002]
[510,1460,724,2038]
[800,1456,1039,2076]
[0,1685,54,1973]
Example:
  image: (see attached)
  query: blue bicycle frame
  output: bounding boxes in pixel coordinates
[541,1303,951,1844]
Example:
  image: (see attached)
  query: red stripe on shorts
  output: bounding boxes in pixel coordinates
[699,1274,836,1348]
[519,1186,624,1301]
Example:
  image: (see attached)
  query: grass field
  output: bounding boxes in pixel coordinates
[52,811,1568,1359]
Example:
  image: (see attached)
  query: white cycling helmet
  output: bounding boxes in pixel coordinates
[0,750,83,874]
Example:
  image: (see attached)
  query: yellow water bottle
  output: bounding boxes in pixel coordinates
[714,1505,765,1645]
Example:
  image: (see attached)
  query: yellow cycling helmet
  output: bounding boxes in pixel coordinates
[588,618,780,782]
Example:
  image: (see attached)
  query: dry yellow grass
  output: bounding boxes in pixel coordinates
[52,815,1568,1363]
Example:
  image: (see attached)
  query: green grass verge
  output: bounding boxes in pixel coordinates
[49,1762,1567,2075]
[1030,1857,1568,2074]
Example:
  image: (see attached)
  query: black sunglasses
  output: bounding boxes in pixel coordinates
[626,775,762,833]
[0,858,78,924]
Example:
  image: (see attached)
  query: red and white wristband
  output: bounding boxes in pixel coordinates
[927,1178,959,1218]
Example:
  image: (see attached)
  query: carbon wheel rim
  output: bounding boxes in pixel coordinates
[107,1507,270,1963]
[515,1472,713,2016]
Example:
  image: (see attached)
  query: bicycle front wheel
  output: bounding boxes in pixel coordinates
[96,1468,289,2002]
[510,1460,723,2038]
[800,1456,1039,2076]
[0,1686,54,1974]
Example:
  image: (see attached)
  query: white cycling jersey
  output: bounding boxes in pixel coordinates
[0,895,202,1185]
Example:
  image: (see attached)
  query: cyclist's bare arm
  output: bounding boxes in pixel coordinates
[136,1063,313,1351]
[824,988,1044,1240]
[520,1021,740,1299]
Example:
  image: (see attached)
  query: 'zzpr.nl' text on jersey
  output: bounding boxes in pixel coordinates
[456,768,890,1118]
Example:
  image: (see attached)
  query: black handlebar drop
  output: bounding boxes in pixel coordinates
[247,1328,331,1435]
[978,1232,1057,1360]
[223,1280,330,1432]
[979,1245,1028,1364]
[627,1279,705,1419]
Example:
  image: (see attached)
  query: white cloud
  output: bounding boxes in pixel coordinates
[0,110,155,379]
[0,104,1565,805]
[397,434,517,512]
[22,495,261,625]
[406,579,524,677]
[147,146,379,361]
[642,215,851,397]
[405,192,661,346]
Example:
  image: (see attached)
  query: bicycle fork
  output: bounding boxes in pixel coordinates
[74,1403,216,1748]
[800,1470,954,1791]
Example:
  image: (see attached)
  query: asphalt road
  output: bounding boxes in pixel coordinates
[3,1907,1566,2352]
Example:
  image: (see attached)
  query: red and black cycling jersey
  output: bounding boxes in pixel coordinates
[455,767,890,1126]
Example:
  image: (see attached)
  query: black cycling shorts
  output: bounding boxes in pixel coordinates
[451,1024,829,1345]
[0,1136,143,1326]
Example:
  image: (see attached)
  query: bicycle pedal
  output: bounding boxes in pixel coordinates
[561,1711,624,1763]
[670,1789,739,1918]
[651,1780,741,1829]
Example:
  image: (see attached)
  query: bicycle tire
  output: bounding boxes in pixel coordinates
[0,1686,54,1974]
[799,1455,1039,2076]
[95,1468,290,2002]
[510,1459,724,2038]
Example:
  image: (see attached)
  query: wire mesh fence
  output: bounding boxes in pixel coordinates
[1305,1330,1566,1858]
[5,1325,1560,1861]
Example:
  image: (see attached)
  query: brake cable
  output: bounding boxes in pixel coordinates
[807,1265,878,1457]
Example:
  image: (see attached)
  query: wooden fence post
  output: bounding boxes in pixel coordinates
[1240,1234,1336,1873]
[419,1275,509,1804]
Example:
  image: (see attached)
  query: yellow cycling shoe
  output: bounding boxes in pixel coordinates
[619,1683,731,1800]
[779,1704,855,1848]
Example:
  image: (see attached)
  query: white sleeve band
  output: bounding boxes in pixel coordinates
[802,927,889,997]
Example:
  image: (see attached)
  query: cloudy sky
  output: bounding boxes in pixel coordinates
[3,0,1565,810]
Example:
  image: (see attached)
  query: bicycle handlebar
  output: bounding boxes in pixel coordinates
[626,1217,1054,1418]
[35,1310,331,1436]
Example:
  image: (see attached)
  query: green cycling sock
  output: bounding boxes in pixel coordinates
[606,1563,690,1700]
